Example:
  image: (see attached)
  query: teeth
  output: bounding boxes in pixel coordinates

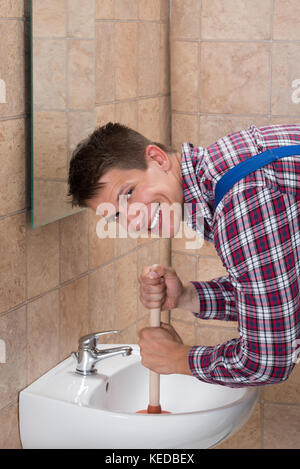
[150,204,160,230]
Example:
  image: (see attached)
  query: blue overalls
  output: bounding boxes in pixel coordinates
[214,145,300,213]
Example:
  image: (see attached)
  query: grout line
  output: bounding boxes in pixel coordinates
[0,115,27,121]
[268,0,275,122]
[0,17,26,21]
[0,208,27,222]
[171,37,300,44]
[197,0,202,143]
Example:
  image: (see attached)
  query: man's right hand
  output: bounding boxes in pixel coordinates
[138,264,184,311]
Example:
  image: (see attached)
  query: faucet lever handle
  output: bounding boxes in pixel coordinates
[78,330,120,349]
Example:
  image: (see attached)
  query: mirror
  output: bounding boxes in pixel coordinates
[30,0,96,227]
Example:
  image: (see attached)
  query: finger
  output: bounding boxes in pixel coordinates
[142,283,165,293]
[139,267,162,285]
[139,294,166,310]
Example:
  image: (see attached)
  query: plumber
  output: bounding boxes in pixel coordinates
[68,122,300,388]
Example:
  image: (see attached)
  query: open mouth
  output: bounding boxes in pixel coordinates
[149,204,161,231]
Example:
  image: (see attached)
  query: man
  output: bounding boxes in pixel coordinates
[68,122,300,388]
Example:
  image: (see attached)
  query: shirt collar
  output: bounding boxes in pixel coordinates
[181,142,214,238]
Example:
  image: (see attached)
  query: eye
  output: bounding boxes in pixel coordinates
[126,188,133,199]
[112,212,119,222]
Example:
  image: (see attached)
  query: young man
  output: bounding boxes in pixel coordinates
[68,122,300,388]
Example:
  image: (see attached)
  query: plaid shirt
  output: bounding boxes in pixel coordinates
[182,124,300,387]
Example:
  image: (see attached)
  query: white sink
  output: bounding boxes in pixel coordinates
[19,344,258,449]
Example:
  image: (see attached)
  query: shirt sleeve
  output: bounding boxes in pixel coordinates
[189,185,299,387]
[190,276,237,322]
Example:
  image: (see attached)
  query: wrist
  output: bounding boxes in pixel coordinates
[175,344,193,375]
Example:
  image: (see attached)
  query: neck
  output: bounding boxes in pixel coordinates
[170,151,182,183]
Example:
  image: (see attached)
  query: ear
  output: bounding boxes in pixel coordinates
[145,144,171,172]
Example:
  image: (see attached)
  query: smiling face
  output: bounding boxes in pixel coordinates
[87,145,184,238]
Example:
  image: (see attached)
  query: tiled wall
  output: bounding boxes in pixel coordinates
[0,0,170,449]
[170,0,300,449]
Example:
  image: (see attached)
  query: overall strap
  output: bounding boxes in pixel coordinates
[214,145,300,213]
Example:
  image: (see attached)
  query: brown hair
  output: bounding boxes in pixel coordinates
[68,122,174,207]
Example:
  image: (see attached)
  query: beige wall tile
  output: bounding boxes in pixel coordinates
[60,276,89,359]
[68,0,95,39]
[96,0,114,19]
[138,97,161,142]
[115,0,138,20]
[60,211,89,283]
[114,251,138,330]
[89,210,115,269]
[264,364,300,405]
[138,23,161,97]
[0,119,25,216]
[273,0,300,40]
[27,221,59,299]
[68,40,95,110]
[196,325,239,346]
[33,38,66,110]
[171,251,197,322]
[0,306,26,410]
[172,251,197,282]
[96,22,115,103]
[139,0,161,21]
[69,111,95,156]
[198,240,219,257]
[33,180,82,227]
[33,112,68,179]
[216,402,262,449]
[160,96,171,146]
[171,319,196,345]
[89,263,114,333]
[199,115,270,148]
[115,238,138,258]
[0,214,25,313]
[95,104,115,127]
[115,101,138,130]
[0,0,24,17]
[171,41,198,113]
[115,23,138,100]
[0,403,22,449]
[197,256,228,281]
[263,403,300,449]
[112,325,138,344]
[270,117,300,125]
[160,23,169,96]
[200,42,270,115]
[0,21,24,117]
[27,290,60,383]
[171,0,200,39]
[201,0,272,40]
[171,113,198,151]
[32,0,66,37]
[160,0,169,22]
[271,43,300,116]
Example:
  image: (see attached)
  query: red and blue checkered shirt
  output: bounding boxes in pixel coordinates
[182,124,300,387]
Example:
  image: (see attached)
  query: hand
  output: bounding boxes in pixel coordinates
[139,264,184,311]
[138,322,192,375]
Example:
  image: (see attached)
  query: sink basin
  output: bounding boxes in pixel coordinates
[19,344,258,449]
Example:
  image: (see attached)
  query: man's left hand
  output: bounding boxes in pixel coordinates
[138,322,193,375]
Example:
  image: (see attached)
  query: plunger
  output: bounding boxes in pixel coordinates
[137,307,170,414]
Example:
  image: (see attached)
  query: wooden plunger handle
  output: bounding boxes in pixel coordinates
[148,307,161,408]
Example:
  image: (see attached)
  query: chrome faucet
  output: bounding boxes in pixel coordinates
[72,331,133,376]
